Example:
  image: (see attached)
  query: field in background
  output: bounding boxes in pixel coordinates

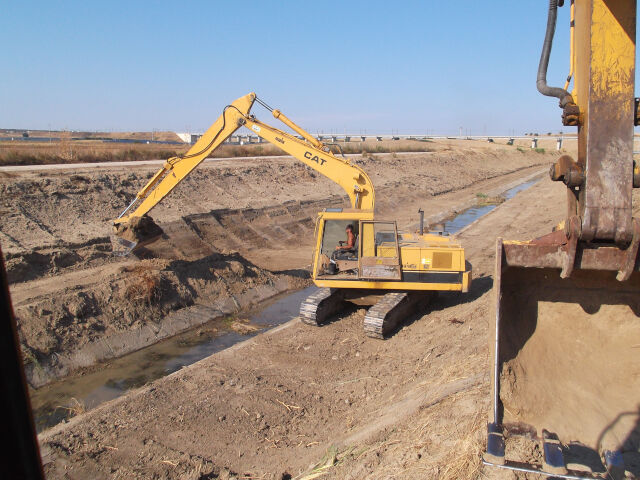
[0,141,189,165]
[0,129,182,142]
[0,138,438,166]
[1,131,608,166]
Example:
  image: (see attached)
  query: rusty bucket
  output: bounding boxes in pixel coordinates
[485,223,640,478]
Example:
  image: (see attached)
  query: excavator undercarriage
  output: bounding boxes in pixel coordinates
[300,288,435,338]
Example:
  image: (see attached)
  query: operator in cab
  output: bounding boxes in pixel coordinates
[332,224,356,260]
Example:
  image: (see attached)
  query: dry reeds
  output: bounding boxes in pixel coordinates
[438,411,484,480]
[123,264,161,304]
[56,397,86,418]
[0,139,434,166]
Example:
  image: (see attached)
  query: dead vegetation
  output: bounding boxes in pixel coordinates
[122,263,161,304]
[229,320,261,335]
[437,408,484,480]
[56,397,87,418]
[476,192,505,206]
[0,139,435,166]
[0,142,186,166]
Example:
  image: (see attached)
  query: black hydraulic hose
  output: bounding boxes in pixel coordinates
[537,0,573,103]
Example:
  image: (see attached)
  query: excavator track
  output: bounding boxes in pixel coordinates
[299,288,347,326]
[363,292,432,339]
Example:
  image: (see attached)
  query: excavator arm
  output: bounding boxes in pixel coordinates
[111,92,374,254]
[241,115,374,210]
[485,1,640,477]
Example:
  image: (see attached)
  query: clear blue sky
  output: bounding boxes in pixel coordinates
[1,1,637,136]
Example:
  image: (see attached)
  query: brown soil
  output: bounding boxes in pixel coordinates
[36,174,640,479]
[36,173,578,480]
[3,144,555,386]
[10,139,637,478]
[498,270,640,453]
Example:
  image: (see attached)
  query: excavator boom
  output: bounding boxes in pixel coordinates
[111,93,374,254]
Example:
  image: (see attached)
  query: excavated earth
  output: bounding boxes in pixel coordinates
[7,140,638,478]
[2,141,555,387]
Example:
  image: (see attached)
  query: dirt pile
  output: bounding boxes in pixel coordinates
[16,252,299,387]
[498,268,640,452]
[4,238,114,283]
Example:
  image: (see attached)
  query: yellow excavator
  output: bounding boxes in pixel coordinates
[112,93,471,338]
[485,1,640,478]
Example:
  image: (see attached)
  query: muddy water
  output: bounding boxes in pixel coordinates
[30,178,540,433]
[30,286,318,432]
[443,178,539,233]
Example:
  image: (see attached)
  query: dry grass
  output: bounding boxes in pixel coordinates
[295,445,359,480]
[0,141,186,166]
[123,264,161,304]
[56,397,86,418]
[476,192,505,206]
[438,411,485,480]
[229,320,261,335]
[0,139,433,166]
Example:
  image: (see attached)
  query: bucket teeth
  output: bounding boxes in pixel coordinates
[482,426,633,480]
[484,423,505,465]
[542,429,567,475]
[110,235,138,257]
[603,450,625,480]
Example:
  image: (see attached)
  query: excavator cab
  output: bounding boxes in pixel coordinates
[314,217,361,277]
[485,1,640,477]
[313,216,403,281]
[358,220,402,281]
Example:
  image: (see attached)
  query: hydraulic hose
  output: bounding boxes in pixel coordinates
[537,0,573,104]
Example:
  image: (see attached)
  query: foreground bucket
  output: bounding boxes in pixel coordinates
[486,238,640,479]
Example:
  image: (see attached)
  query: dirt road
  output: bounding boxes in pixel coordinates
[37,174,572,479]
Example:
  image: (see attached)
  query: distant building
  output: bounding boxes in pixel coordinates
[175,132,203,144]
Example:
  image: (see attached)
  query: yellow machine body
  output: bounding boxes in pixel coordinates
[112,93,470,297]
[311,210,470,292]
[486,1,640,477]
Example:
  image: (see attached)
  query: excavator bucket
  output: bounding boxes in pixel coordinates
[486,233,640,478]
[484,1,640,476]
[111,215,164,256]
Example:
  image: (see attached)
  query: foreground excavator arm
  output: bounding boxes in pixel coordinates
[112,92,374,254]
[485,1,640,477]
